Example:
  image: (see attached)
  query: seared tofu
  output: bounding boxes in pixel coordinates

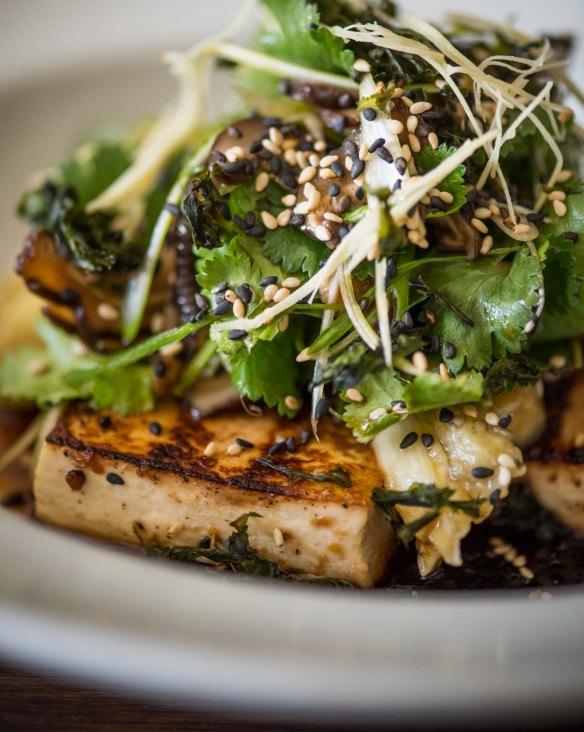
[526,372,584,532]
[34,403,394,587]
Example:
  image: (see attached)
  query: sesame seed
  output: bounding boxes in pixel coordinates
[282,277,301,289]
[235,437,254,449]
[106,472,125,485]
[315,398,330,420]
[284,395,300,410]
[493,544,511,556]
[148,421,162,436]
[553,199,567,217]
[350,158,365,179]
[400,431,419,449]
[400,144,412,162]
[412,351,428,372]
[504,547,518,562]
[269,126,284,145]
[549,354,567,369]
[428,132,439,150]
[26,358,48,375]
[298,166,317,184]
[353,59,372,73]
[362,107,377,121]
[277,209,292,227]
[319,154,339,168]
[498,415,512,429]
[227,443,243,456]
[267,441,285,455]
[260,211,278,230]
[278,315,289,332]
[392,88,405,98]
[394,157,407,175]
[324,212,344,223]
[485,412,499,426]
[346,388,364,402]
[474,207,492,219]
[369,407,387,420]
[556,169,572,183]
[358,142,369,161]
[160,342,183,357]
[225,145,245,162]
[408,133,421,153]
[498,466,512,486]
[406,115,419,133]
[401,96,413,108]
[463,405,479,418]
[512,223,531,235]
[204,441,217,457]
[228,329,248,341]
[223,161,245,174]
[296,347,311,363]
[409,101,433,115]
[97,303,119,321]
[99,415,112,429]
[314,140,327,152]
[524,319,536,334]
[261,284,278,303]
[307,189,322,211]
[154,361,166,378]
[439,363,450,381]
[471,217,489,234]
[281,193,297,207]
[327,183,341,198]
[273,287,291,303]
[284,149,297,166]
[548,190,566,202]
[480,236,494,255]
[368,137,386,153]
[519,567,534,580]
[439,190,454,204]
[212,281,229,294]
[387,119,404,135]
[309,153,320,168]
[315,225,332,242]
[262,138,281,156]
[233,298,245,318]
[421,433,434,448]
[376,146,393,163]
[439,407,453,423]
[223,289,237,303]
[563,231,579,242]
[471,466,494,479]
[293,201,310,216]
[255,171,269,193]
[307,212,319,228]
[273,527,284,547]
[512,554,527,568]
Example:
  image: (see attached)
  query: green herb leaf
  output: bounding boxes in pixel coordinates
[414,144,468,217]
[256,458,353,487]
[403,370,484,411]
[484,355,542,394]
[340,369,404,442]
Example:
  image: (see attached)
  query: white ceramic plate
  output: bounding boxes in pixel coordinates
[1,1,584,724]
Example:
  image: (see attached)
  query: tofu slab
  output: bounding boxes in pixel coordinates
[34,403,394,587]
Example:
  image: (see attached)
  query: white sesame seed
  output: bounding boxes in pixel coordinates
[408,133,421,153]
[309,153,320,168]
[303,181,316,197]
[284,149,297,166]
[260,210,278,230]
[519,567,535,580]
[358,142,369,161]
[344,155,353,171]
[548,190,566,202]
[504,547,518,562]
[412,350,428,372]
[295,151,308,168]
[150,313,164,333]
[346,388,364,403]
[524,319,536,334]
[485,411,499,426]
[224,289,237,303]
[489,536,505,547]
[227,443,243,456]
[512,554,527,568]
[203,441,217,457]
[307,212,320,228]
[575,433,584,448]
[489,203,501,216]
[428,131,439,150]
[281,194,297,207]
[255,171,270,193]
[406,115,419,133]
[315,225,332,242]
[369,407,387,420]
[27,358,48,375]
[353,58,372,73]
[262,139,281,156]
[549,354,567,369]
[319,168,336,179]
[439,190,454,204]
[282,277,301,289]
[273,287,291,303]
[480,235,494,255]
[278,314,289,332]
[307,189,322,211]
[556,169,573,183]
[463,405,479,418]
[269,126,284,146]
[512,223,531,235]
[410,101,433,115]
[294,201,311,216]
[225,145,245,162]
[439,363,451,382]
[400,144,412,162]
[471,217,489,234]
[233,298,245,318]
[498,453,516,469]
[273,527,285,547]
[263,284,279,302]
[319,154,338,168]
[401,95,413,108]
[387,119,404,135]
[283,138,299,150]
[277,209,292,227]
[553,199,567,217]
[324,212,344,223]
[392,87,405,98]
[474,207,492,219]
[97,303,119,321]
[493,544,511,556]
[314,140,327,152]
[284,395,300,410]
[498,466,512,487]
[298,166,317,184]
[416,238,429,250]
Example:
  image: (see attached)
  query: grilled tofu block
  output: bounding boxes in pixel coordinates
[34,403,395,586]
[526,372,584,532]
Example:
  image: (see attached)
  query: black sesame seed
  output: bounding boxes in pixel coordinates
[227,125,242,138]
[213,151,227,163]
[214,300,233,316]
[215,293,226,304]
[232,214,247,230]
[194,309,208,322]
[299,428,312,445]
[526,211,545,223]
[403,311,414,329]
[263,116,281,127]
[271,156,282,174]
[285,436,297,453]
[256,149,272,161]
[394,157,407,175]
[248,225,267,237]
[355,186,365,200]
[338,227,349,238]
[362,107,377,121]
[332,115,347,133]
[391,400,406,408]
[392,179,402,192]
[431,335,441,353]
[298,140,314,152]
[249,139,262,153]
[60,287,79,305]
[259,275,278,287]
[309,21,319,30]
[106,472,125,486]
[439,407,454,423]
[563,231,579,242]
[498,414,512,429]
[376,146,393,163]
[430,195,447,211]
[228,329,248,341]
[338,92,353,108]
[99,415,112,429]
[194,293,208,310]
[236,284,253,304]
[338,195,351,213]
[331,161,345,178]
[386,258,398,282]
[472,466,494,479]
[328,183,341,197]
[223,161,245,174]
[149,421,162,436]
[290,213,305,227]
[154,360,166,378]
[219,202,232,220]
[399,431,419,449]
[236,437,254,449]
[489,489,502,505]
[199,536,212,549]
[245,211,256,227]
[368,137,386,153]
[444,342,456,359]
[268,441,286,455]
[281,173,297,189]
[421,433,434,448]
[350,159,365,179]
[315,398,330,420]
[344,140,357,156]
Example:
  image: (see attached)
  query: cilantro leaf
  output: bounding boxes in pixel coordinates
[484,355,542,394]
[415,144,467,218]
[259,0,355,76]
[539,234,582,315]
[403,370,484,411]
[421,248,541,373]
[262,227,329,277]
[340,369,404,442]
